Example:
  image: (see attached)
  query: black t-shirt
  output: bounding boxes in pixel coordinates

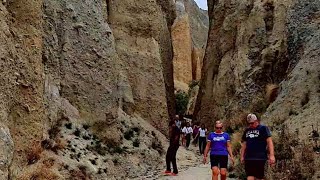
[241,125,271,160]
[170,126,181,146]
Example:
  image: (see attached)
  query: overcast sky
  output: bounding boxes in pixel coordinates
[194,0,208,10]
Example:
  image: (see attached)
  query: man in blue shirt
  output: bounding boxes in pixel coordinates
[241,113,275,180]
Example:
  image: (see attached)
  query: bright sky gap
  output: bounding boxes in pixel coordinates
[194,0,208,10]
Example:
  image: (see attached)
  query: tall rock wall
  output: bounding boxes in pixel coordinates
[195,0,320,136]
[0,0,176,179]
[172,0,208,88]
[195,1,320,177]
[0,0,44,177]
[108,0,176,133]
[172,14,193,84]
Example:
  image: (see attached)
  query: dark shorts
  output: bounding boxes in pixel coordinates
[210,155,228,168]
[245,160,266,179]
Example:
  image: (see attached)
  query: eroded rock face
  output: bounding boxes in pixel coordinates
[195,0,317,126]
[194,2,320,177]
[172,14,193,84]
[0,0,45,177]
[0,0,176,179]
[195,0,320,137]
[43,0,119,124]
[108,0,176,134]
[172,0,208,86]
[263,0,320,139]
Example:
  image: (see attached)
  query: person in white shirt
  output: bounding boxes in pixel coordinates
[198,124,207,155]
[182,123,193,149]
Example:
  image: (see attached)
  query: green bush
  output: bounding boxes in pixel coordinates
[112,146,125,154]
[175,91,189,115]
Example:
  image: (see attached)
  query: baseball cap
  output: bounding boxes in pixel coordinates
[247,113,258,123]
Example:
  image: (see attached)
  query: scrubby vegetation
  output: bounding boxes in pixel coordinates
[266,125,316,180]
[175,91,189,115]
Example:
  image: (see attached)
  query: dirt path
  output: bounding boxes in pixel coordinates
[139,144,237,180]
[158,163,212,180]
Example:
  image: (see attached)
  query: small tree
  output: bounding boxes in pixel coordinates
[175,91,189,115]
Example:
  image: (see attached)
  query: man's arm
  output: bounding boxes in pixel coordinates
[240,141,246,164]
[227,141,234,164]
[267,137,275,164]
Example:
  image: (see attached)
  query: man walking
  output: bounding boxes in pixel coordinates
[241,113,276,180]
[165,120,180,176]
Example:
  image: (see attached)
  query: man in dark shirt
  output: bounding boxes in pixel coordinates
[241,113,275,180]
[165,120,180,176]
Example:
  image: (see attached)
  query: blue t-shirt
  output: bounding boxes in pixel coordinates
[207,132,230,155]
[241,125,271,160]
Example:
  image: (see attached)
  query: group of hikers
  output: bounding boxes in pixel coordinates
[173,116,208,152]
[165,113,275,180]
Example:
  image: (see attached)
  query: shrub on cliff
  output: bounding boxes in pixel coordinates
[175,91,189,115]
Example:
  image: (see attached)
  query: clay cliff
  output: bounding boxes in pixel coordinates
[194,0,320,178]
[195,0,320,134]
[172,0,208,89]
[108,0,176,133]
[0,0,177,179]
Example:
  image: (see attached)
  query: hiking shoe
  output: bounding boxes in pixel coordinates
[171,173,178,176]
[164,170,171,175]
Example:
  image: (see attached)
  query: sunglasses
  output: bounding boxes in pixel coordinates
[248,122,255,125]
[215,127,223,130]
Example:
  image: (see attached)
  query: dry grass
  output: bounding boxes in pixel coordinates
[231,132,242,156]
[266,125,316,180]
[51,138,66,153]
[225,111,249,131]
[27,141,43,165]
[70,165,91,180]
[18,167,60,180]
[42,158,55,168]
[266,83,279,104]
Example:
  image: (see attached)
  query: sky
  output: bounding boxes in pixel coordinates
[194,0,208,10]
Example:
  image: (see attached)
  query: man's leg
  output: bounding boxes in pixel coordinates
[172,146,179,174]
[254,160,266,180]
[245,160,257,180]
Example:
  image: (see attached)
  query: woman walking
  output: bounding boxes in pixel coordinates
[182,122,193,149]
[198,124,207,155]
[192,123,199,146]
[203,121,234,180]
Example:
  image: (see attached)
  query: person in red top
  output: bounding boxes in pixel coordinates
[164,121,181,176]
